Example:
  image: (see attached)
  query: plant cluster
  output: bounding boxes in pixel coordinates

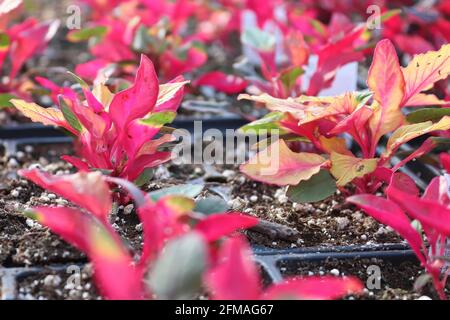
[239,40,449,199]
[0,0,58,107]
[2,0,450,301]
[12,56,187,184]
[21,168,363,300]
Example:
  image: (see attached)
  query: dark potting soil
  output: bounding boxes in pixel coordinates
[14,258,448,300]
[16,265,100,300]
[168,163,404,249]
[279,257,450,300]
[0,144,443,300]
[0,144,216,267]
[0,142,406,268]
[227,175,404,249]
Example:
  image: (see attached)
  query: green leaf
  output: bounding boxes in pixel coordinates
[411,219,423,234]
[380,9,402,23]
[194,196,228,215]
[67,26,108,43]
[0,94,16,108]
[356,90,373,106]
[139,111,177,127]
[146,233,207,300]
[280,67,304,91]
[133,168,154,187]
[132,25,151,52]
[309,19,327,36]
[59,96,83,132]
[406,108,450,124]
[67,71,90,90]
[241,27,275,52]
[148,184,204,202]
[0,33,10,50]
[287,170,336,203]
[414,274,432,292]
[239,112,288,135]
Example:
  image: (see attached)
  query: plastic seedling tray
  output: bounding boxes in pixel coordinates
[0,119,437,299]
[0,249,418,299]
[0,264,83,300]
[255,249,417,284]
[0,116,248,140]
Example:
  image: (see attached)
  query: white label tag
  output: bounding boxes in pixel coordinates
[303,55,358,96]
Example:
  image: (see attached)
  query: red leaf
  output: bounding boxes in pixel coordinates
[9,19,58,81]
[388,186,450,237]
[386,172,419,198]
[109,55,159,131]
[263,276,364,300]
[195,213,259,243]
[74,59,108,81]
[347,194,426,264]
[28,207,142,300]
[207,236,261,300]
[441,153,450,173]
[20,169,112,222]
[61,155,90,172]
[160,46,207,80]
[367,39,405,154]
[422,176,450,207]
[195,71,247,94]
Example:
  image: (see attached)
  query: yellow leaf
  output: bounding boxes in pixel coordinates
[159,196,195,217]
[238,93,309,114]
[10,99,74,132]
[157,81,190,107]
[367,40,405,152]
[90,223,128,260]
[402,44,450,106]
[319,136,353,156]
[238,93,351,125]
[330,152,378,186]
[240,139,328,186]
[384,116,450,158]
[368,101,405,147]
[92,83,113,108]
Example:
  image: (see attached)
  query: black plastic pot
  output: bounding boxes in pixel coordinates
[0,249,418,300]
[0,264,81,300]
[255,248,417,284]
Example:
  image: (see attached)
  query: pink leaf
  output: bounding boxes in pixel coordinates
[194,71,247,94]
[74,59,108,81]
[20,169,112,222]
[441,153,450,173]
[386,172,420,198]
[422,176,450,207]
[263,276,364,300]
[195,213,259,243]
[367,39,405,154]
[61,155,90,172]
[28,207,142,300]
[388,186,450,237]
[109,54,159,131]
[347,194,426,265]
[9,19,58,81]
[207,236,261,300]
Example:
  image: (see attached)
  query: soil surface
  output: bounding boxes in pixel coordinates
[13,257,449,300]
[0,141,421,300]
[16,264,100,300]
[279,257,450,300]
[0,141,406,268]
